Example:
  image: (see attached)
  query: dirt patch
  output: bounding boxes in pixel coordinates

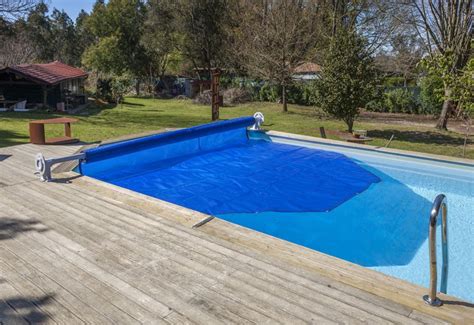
[358,110,472,135]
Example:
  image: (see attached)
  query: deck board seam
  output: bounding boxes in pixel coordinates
[55,180,421,321]
[0,199,268,322]
[1,235,162,324]
[1,188,334,324]
[0,259,87,325]
[8,184,421,324]
[25,180,424,322]
[0,244,134,324]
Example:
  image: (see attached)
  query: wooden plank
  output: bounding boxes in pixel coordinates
[58,180,424,322]
[0,198,229,324]
[0,281,35,325]
[1,240,142,324]
[0,260,85,325]
[0,249,117,324]
[35,182,413,324]
[4,185,322,324]
[71,174,473,323]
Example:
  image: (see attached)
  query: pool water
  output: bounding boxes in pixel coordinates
[80,120,474,303]
[220,136,473,303]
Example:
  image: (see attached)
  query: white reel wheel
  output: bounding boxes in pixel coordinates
[35,153,50,181]
[252,112,265,130]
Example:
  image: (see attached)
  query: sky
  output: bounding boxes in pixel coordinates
[48,0,96,20]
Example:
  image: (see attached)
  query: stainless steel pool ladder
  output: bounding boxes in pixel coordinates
[423,194,448,307]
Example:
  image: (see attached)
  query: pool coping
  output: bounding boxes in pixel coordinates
[266,130,474,167]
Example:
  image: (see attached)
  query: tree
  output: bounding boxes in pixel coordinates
[75,10,95,64]
[374,30,424,86]
[174,0,234,79]
[404,0,473,129]
[25,2,54,61]
[237,0,321,112]
[314,30,377,132]
[141,0,181,89]
[50,9,80,65]
[83,0,148,94]
[0,0,38,21]
[0,25,37,67]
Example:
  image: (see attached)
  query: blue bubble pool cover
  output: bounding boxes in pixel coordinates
[80,116,380,215]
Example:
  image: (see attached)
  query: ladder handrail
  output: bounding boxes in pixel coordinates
[423,194,448,307]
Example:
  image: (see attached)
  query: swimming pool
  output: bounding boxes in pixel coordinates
[79,116,474,303]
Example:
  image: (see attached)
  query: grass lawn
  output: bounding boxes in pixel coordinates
[1,97,472,159]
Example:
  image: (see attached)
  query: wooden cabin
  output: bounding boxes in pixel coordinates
[0,61,88,110]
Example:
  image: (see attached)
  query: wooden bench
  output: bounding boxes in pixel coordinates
[29,117,79,145]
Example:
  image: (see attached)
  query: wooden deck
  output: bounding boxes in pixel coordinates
[0,143,473,324]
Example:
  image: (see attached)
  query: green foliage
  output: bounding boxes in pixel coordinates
[383,76,406,87]
[365,86,386,112]
[110,76,132,104]
[141,0,181,79]
[83,0,147,77]
[96,75,132,103]
[452,57,474,115]
[258,83,280,102]
[313,30,377,132]
[418,75,443,115]
[384,88,419,114]
[177,0,233,72]
[287,83,315,106]
[421,47,473,121]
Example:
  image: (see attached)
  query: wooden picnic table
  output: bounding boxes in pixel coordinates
[29,117,79,145]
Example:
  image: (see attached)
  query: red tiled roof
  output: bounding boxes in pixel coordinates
[3,61,88,85]
[294,62,322,74]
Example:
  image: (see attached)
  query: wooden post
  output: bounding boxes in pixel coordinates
[65,122,71,137]
[29,123,46,144]
[211,68,221,121]
[42,86,48,108]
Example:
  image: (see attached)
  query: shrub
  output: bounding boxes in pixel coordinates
[222,88,252,105]
[286,83,315,106]
[365,86,386,112]
[384,88,420,114]
[258,83,280,102]
[193,90,212,105]
[419,75,444,115]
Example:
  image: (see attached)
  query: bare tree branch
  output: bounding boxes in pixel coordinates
[0,0,39,21]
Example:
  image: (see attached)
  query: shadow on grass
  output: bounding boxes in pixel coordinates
[0,292,54,323]
[0,129,29,147]
[121,101,145,107]
[369,129,467,146]
[0,218,48,241]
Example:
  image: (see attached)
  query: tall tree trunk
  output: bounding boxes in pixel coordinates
[436,87,453,130]
[345,117,354,133]
[282,84,288,112]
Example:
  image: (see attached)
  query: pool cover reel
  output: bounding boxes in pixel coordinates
[80,115,380,215]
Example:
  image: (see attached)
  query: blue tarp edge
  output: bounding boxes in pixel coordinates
[83,116,256,162]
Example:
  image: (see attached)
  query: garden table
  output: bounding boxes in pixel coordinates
[29,117,79,145]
